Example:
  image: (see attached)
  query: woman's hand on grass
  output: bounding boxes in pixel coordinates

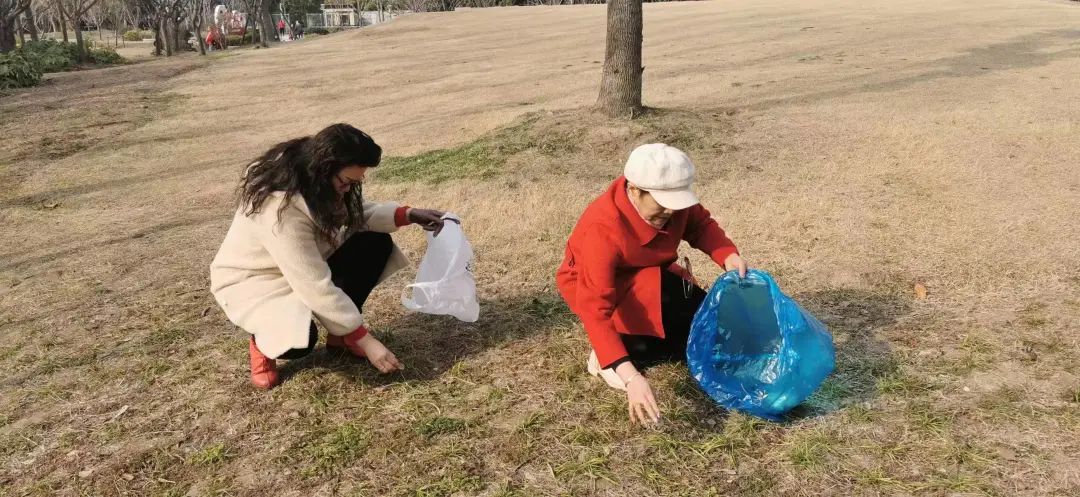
[626,375,661,425]
[616,362,660,425]
[357,334,404,373]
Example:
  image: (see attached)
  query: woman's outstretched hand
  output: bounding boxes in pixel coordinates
[356,334,404,373]
[615,362,660,425]
[407,208,458,237]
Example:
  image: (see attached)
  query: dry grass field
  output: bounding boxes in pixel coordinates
[1,0,1079,495]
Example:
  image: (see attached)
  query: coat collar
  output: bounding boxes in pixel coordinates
[612,176,664,246]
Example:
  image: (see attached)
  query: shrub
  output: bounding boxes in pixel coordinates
[122,30,144,41]
[18,40,77,73]
[226,33,254,45]
[0,52,43,90]
[14,40,125,74]
[89,45,125,64]
[306,27,329,35]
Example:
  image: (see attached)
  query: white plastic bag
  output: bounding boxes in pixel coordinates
[401,214,479,322]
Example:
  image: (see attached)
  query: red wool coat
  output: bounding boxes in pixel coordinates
[556,177,739,368]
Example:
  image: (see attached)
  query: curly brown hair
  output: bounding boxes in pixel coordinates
[237,124,382,241]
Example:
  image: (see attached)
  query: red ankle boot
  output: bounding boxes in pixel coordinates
[326,326,368,358]
[248,336,280,390]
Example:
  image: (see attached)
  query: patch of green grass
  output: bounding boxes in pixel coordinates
[517,411,549,435]
[810,376,852,407]
[1065,385,1080,404]
[139,359,171,385]
[379,141,502,184]
[555,448,616,484]
[646,432,698,460]
[144,325,190,350]
[562,426,612,446]
[843,404,878,423]
[961,334,995,355]
[852,467,907,490]
[976,385,1027,421]
[414,474,484,497]
[302,423,368,476]
[787,430,834,469]
[523,296,573,322]
[919,472,994,494]
[414,416,467,439]
[376,113,577,184]
[736,469,778,493]
[906,401,954,435]
[187,442,232,466]
[876,370,933,396]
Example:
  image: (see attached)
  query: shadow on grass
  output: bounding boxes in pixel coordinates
[275,292,573,385]
[785,287,910,420]
[668,287,910,425]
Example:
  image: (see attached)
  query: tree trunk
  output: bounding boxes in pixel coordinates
[162,17,173,55]
[60,14,69,42]
[193,12,204,54]
[73,20,86,62]
[595,0,643,118]
[0,19,16,53]
[16,16,25,46]
[23,8,36,41]
[168,15,177,50]
[152,18,162,55]
[257,0,271,47]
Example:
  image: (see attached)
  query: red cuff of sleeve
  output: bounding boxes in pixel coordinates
[394,206,412,227]
[344,324,369,343]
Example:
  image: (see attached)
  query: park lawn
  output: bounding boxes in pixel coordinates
[1,0,1078,495]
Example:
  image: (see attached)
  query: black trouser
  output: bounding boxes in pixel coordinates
[277,231,392,360]
[611,269,707,370]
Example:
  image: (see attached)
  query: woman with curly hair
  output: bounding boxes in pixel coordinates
[210,124,451,389]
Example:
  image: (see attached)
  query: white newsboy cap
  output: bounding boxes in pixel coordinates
[623,143,699,210]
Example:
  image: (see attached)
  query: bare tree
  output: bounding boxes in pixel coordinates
[399,0,424,13]
[22,0,36,39]
[0,0,31,52]
[596,0,643,117]
[188,0,205,54]
[256,0,270,46]
[84,0,104,40]
[58,0,104,61]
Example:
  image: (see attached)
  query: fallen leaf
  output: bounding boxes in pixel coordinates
[78,469,93,478]
[914,282,929,299]
[110,405,130,421]
[122,473,135,481]
[42,201,61,209]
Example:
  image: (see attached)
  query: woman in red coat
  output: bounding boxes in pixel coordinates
[556,144,748,425]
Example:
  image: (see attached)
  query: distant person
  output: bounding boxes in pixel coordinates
[556,144,748,425]
[293,20,304,39]
[210,124,453,389]
[277,18,286,39]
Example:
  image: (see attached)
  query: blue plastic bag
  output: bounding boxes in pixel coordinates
[687,269,835,420]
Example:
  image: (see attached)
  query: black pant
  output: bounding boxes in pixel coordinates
[614,269,707,369]
[277,231,392,360]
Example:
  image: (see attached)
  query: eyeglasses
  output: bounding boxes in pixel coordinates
[336,172,364,190]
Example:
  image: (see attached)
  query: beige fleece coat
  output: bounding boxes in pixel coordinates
[210,192,408,358]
